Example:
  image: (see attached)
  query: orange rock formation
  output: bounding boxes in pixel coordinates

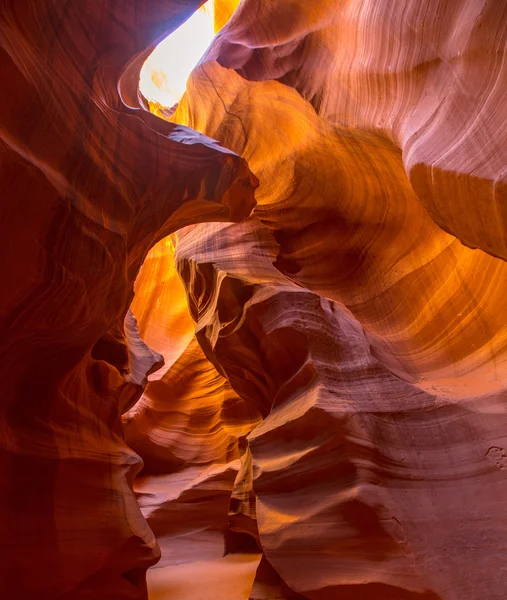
[1,0,507,599]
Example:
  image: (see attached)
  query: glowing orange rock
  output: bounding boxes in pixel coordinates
[161,1,507,597]
[3,0,507,598]
[0,1,255,598]
[214,0,242,32]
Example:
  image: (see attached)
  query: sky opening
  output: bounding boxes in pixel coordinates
[139,1,216,109]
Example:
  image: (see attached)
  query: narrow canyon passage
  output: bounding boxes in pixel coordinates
[2,1,507,599]
[124,232,263,598]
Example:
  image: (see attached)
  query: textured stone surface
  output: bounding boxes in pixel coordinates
[124,235,261,569]
[0,1,256,598]
[164,1,507,597]
[2,0,507,599]
[172,220,507,600]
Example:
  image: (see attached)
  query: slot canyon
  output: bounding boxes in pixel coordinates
[1,0,507,598]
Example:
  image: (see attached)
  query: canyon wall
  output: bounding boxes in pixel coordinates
[164,1,507,597]
[0,1,256,598]
[2,0,507,599]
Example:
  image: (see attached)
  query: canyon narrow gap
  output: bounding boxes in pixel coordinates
[1,1,507,599]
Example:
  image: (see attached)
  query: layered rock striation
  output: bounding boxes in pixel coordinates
[0,1,256,598]
[2,0,507,599]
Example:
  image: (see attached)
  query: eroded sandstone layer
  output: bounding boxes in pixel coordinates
[2,0,507,599]
[0,1,256,598]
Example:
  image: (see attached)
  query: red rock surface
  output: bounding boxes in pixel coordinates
[124,236,261,569]
[0,1,256,598]
[2,0,507,599]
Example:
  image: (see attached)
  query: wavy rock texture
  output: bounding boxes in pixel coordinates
[163,0,507,598]
[0,1,256,598]
[124,235,261,569]
[2,0,507,599]
[174,219,507,600]
[173,59,507,398]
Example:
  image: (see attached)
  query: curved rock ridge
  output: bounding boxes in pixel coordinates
[206,0,507,261]
[0,1,257,598]
[124,232,261,570]
[2,0,507,599]
[160,5,507,590]
[228,445,260,550]
[174,219,507,600]
[169,57,507,399]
